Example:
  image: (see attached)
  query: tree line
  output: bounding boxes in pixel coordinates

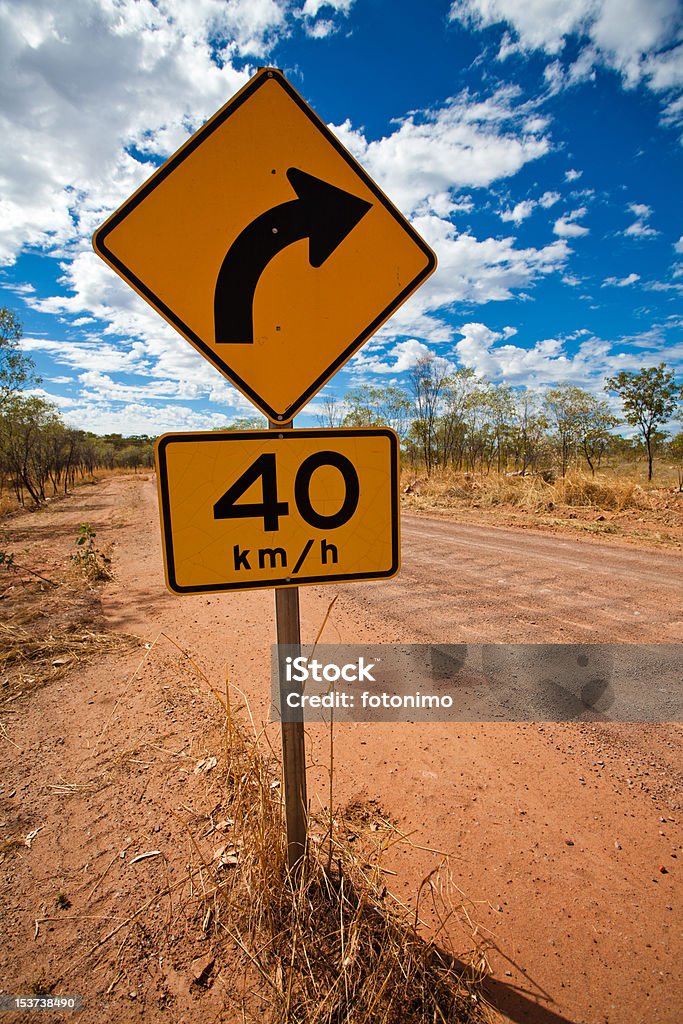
[317,357,683,481]
[2,306,681,506]
[1,308,154,505]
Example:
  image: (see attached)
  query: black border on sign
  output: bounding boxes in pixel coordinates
[155,428,400,594]
[93,69,436,423]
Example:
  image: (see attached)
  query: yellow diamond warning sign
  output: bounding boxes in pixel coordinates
[93,68,436,422]
[156,429,399,593]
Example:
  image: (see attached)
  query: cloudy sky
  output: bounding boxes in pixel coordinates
[1,0,682,435]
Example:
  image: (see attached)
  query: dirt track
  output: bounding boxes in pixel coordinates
[1,473,681,1024]
[337,515,683,644]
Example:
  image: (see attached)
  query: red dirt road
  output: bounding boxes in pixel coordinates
[1,474,681,1024]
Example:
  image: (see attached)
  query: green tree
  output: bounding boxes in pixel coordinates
[439,367,479,469]
[408,356,450,473]
[511,389,550,475]
[604,364,682,481]
[1,308,40,407]
[573,393,619,475]
[481,382,516,473]
[316,395,344,428]
[0,395,61,504]
[221,416,266,431]
[115,445,144,472]
[543,385,586,477]
[342,384,413,440]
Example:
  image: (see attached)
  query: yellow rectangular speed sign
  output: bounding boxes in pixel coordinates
[156,429,399,594]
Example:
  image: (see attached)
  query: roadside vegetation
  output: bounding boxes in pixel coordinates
[172,654,490,1023]
[319,357,683,488]
[2,306,682,518]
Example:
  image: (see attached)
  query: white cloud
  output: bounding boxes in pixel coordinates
[675,235,683,253]
[553,207,589,237]
[623,202,659,238]
[500,200,535,224]
[21,333,153,376]
[662,93,683,130]
[449,0,683,95]
[451,315,683,388]
[602,272,640,287]
[413,215,571,309]
[2,281,36,297]
[58,400,235,435]
[450,0,591,55]
[304,19,337,38]
[300,0,355,37]
[330,85,551,217]
[629,202,652,218]
[624,222,659,238]
[349,338,436,375]
[302,0,354,14]
[543,49,599,94]
[453,320,636,386]
[564,168,583,182]
[499,189,560,223]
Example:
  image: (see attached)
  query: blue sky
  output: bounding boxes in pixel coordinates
[1,0,682,435]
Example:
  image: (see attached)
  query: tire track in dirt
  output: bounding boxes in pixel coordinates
[330,515,683,645]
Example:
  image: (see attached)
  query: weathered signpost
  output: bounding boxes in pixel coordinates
[93,67,436,872]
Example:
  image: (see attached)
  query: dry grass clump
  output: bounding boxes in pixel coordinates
[0,621,139,690]
[0,493,20,519]
[403,469,654,514]
[187,688,489,1024]
[554,475,648,511]
[405,471,550,510]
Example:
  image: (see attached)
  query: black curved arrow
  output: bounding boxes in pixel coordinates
[214,167,372,344]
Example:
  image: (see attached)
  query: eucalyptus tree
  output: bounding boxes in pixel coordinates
[439,367,478,469]
[408,355,450,473]
[512,389,550,475]
[0,395,61,504]
[543,385,587,477]
[342,384,413,440]
[605,364,681,481]
[574,396,619,475]
[0,308,40,408]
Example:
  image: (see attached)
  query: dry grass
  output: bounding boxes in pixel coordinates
[403,468,662,514]
[555,475,645,511]
[176,674,491,1024]
[0,620,140,692]
[0,517,136,697]
[61,638,491,1020]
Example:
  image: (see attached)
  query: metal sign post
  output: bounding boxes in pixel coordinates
[274,584,308,874]
[270,419,307,875]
